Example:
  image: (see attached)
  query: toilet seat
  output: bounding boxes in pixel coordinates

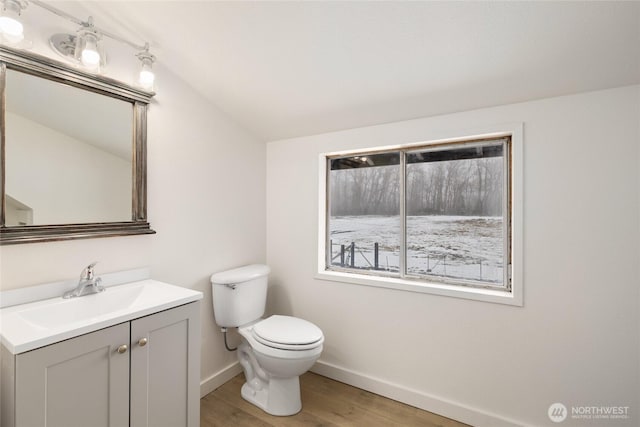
[251,315,323,351]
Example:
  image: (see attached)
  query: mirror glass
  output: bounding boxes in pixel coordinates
[4,69,133,226]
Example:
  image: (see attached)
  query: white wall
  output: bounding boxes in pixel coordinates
[266,85,640,426]
[5,112,131,224]
[146,65,266,387]
[0,61,266,389]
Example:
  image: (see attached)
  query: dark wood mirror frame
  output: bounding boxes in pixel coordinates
[0,45,155,245]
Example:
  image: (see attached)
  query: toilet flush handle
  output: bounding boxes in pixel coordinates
[224,283,237,290]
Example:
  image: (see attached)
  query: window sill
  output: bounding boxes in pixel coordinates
[315,270,523,306]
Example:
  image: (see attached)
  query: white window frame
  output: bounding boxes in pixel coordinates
[316,123,523,306]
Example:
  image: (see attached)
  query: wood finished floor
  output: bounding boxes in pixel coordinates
[201,372,469,427]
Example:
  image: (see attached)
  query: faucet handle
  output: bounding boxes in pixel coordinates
[81,262,99,280]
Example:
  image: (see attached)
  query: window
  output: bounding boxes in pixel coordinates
[319,129,522,304]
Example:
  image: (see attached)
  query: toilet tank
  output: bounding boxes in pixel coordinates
[210,264,270,327]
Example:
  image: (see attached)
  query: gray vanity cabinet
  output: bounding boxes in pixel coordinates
[14,322,130,427]
[130,302,201,427]
[3,302,200,427]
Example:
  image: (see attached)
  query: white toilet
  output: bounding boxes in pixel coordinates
[210,264,323,416]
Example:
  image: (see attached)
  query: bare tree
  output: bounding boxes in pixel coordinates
[331,156,502,216]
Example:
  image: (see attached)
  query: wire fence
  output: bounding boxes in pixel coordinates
[329,240,502,283]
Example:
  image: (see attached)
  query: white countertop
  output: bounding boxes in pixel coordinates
[0,279,203,354]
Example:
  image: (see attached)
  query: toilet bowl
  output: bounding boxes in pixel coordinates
[236,315,323,415]
[210,265,324,416]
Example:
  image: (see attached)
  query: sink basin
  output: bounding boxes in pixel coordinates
[0,279,202,354]
[18,284,145,329]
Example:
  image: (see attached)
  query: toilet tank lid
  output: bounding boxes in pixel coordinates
[210,264,270,285]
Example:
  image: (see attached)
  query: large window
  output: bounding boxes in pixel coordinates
[325,136,512,292]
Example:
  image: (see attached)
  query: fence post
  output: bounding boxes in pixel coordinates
[340,245,345,267]
[329,240,333,266]
[374,242,379,270]
[350,242,355,267]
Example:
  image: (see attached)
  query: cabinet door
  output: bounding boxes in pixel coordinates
[130,302,200,427]
[15,322,130,427]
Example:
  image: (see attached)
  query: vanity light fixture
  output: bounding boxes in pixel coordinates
[0,0,157,91]
[136,45,155,91]
[76,20,103,71]
[0,0,26,44]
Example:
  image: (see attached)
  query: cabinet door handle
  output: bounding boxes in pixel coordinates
[117,344,128,354]
[138,338,148,347]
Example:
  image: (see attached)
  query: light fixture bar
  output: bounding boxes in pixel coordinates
[29,0,83,26]
[21,0,156,89]
[30,0,149,52]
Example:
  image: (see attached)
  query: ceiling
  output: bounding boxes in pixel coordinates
[21,1,640,141]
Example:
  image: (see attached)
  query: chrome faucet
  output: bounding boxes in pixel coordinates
[63,262,105,298]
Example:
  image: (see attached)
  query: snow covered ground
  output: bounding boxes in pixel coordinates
[329,215,504,283]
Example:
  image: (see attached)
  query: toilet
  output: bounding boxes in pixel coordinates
[210,264,323,416]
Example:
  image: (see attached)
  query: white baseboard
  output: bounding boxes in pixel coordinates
[311,360,524,427]
[200,362,243,398]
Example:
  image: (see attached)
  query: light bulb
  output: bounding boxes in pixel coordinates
[139,68,155,89]
[137,50,156,90]
[81,47,100,67]
[81,36,99,67]
[78,29,101,69]
[0,17,22,43]
[0,0,24,44]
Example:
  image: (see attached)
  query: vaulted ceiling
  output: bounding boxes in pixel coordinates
[20,1,640,141]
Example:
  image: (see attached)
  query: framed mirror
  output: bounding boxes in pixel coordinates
[0,45,155,244]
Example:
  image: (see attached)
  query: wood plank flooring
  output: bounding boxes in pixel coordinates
[201,372,469,427]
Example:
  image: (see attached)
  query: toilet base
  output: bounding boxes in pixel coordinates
[241,376,302,416]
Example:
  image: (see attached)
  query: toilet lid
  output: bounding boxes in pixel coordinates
[252,315,323,350]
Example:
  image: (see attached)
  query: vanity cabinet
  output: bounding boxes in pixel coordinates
[130,303,200,427]
[1,302,200,427]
